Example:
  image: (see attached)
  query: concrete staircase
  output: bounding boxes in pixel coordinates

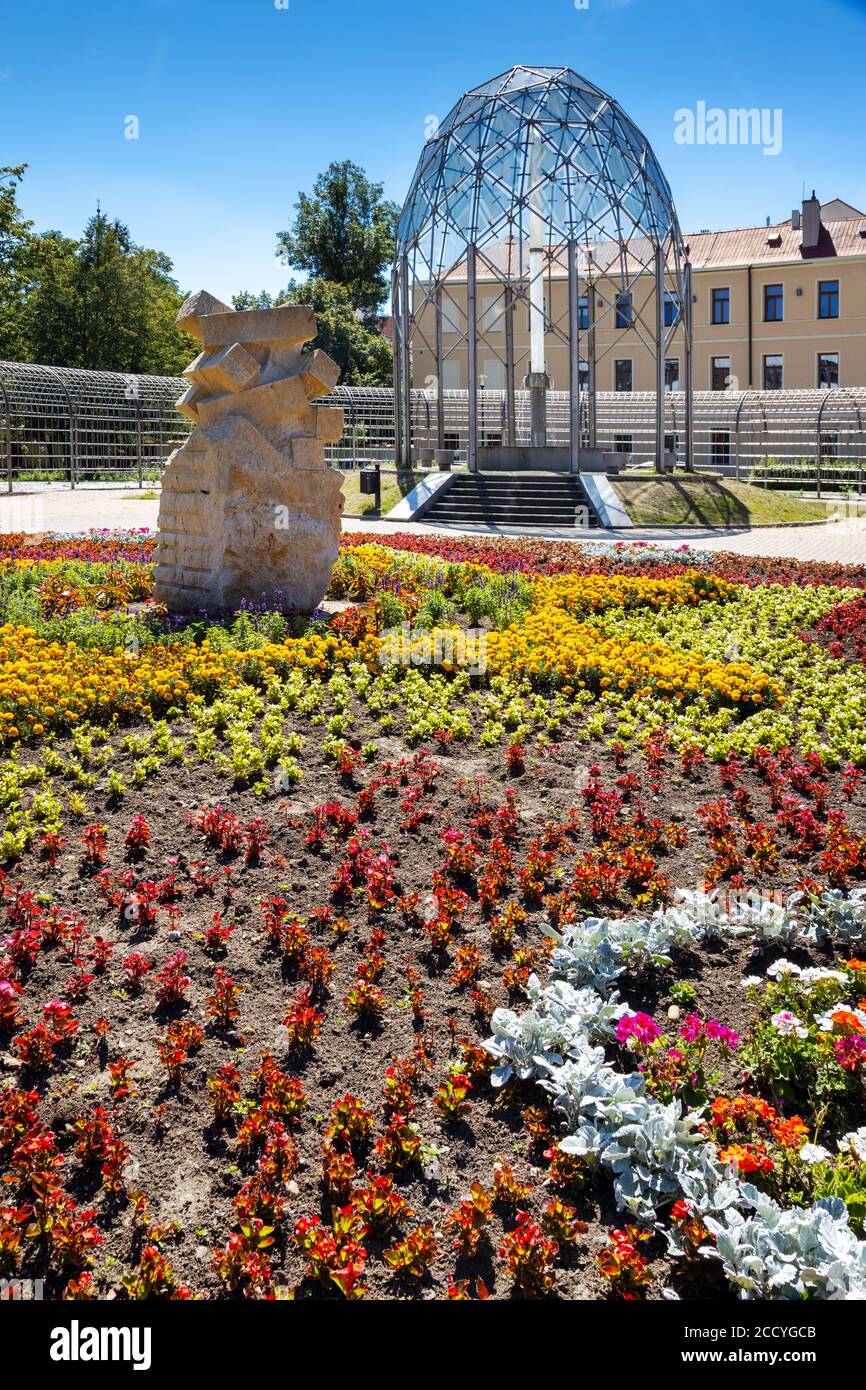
[422,472,602,530]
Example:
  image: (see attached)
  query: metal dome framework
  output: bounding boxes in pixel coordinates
[393,65,693,472]
[0,361,189,490]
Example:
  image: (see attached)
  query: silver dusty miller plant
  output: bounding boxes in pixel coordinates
[484,887,866,1297]
[701,1185,866,1300]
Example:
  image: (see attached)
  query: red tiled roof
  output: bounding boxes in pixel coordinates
[684,218,866,268]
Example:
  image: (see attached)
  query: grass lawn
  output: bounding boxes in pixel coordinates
[612,474,832,526]
[338,468,424,517]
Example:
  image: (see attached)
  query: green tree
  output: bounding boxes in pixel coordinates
[233,278,392,386]
[0,167,193,373]
[62,210,192,374]
[16,228,79,365]
[0,164,34,359]
[277,161,399,317]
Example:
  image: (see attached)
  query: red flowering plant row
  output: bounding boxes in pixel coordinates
[343,529,866,588]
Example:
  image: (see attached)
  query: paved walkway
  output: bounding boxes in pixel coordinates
[1,487,864,565]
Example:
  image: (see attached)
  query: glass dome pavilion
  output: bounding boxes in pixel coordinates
[392,65,693,472]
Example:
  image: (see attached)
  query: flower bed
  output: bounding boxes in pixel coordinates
[0,530,864,1301]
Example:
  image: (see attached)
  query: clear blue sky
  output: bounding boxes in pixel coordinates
[2,0,864,303]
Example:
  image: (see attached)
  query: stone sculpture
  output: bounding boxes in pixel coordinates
[153,290,345,614]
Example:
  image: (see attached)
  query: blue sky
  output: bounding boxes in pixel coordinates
[2,0,864,302]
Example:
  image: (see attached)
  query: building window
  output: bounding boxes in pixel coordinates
[440,294,461,333]
[614,434,633,454]
[711,430,731,466]
[578,296,589,332]
[664,293,679,328]
[711,287,730,325]
[480,295,501,334]
[763,354,784,390]
[664,434,679,457]
[481,359,505,391]
[711,356,731,391]
[615,293,633,329]
[441,360,461,390]
[818,279,839,319]
[764,283,784,322]
[614,359,632,392]
[818,352,840,389]
[578,360,590,391]
[664,358,680,392]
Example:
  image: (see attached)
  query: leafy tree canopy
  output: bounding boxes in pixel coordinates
[276,161,399,318]
[0,167,193,374]
[233,278,392,386]
[0,165,34,360]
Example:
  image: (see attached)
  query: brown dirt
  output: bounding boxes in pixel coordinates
[3,714,865,1301]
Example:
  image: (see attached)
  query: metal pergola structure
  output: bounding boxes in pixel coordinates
[1,366,864,493]
[317,387,866,487]
[0,361,189,491]
[392,65,693,473]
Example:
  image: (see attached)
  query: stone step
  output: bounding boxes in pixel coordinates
[424,474,602,528]
[431,500,593,516]
[428,514,598,527]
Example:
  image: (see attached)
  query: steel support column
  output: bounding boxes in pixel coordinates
[400,254,412,467]
[0,376,12,493]
[504,283,516,447]
[587,264,597,449]
[135,396,144,489]
[435,286,445,449]
[567,241,581,474]
[654,245,665,471]
[392,265,405,466]
[684,262,694,472]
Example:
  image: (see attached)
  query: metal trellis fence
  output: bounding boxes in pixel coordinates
[1,363,864,494]
[0,361,190,490]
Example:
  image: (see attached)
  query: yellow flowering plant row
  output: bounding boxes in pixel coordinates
[381,566,779,711]
[532,569,741,616]
[0,624,381,746]
[0,554,776,745]
[401,610,781,709]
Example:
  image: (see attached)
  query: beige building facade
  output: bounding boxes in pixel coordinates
[411,196,866,398]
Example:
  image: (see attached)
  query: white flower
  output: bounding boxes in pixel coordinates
[799,1143,832,1165]
[799,968,848,987]
[740,976,763,989]
[770,1010,809,1038]
[838,1128,866,1162]
[767,960,801,979]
